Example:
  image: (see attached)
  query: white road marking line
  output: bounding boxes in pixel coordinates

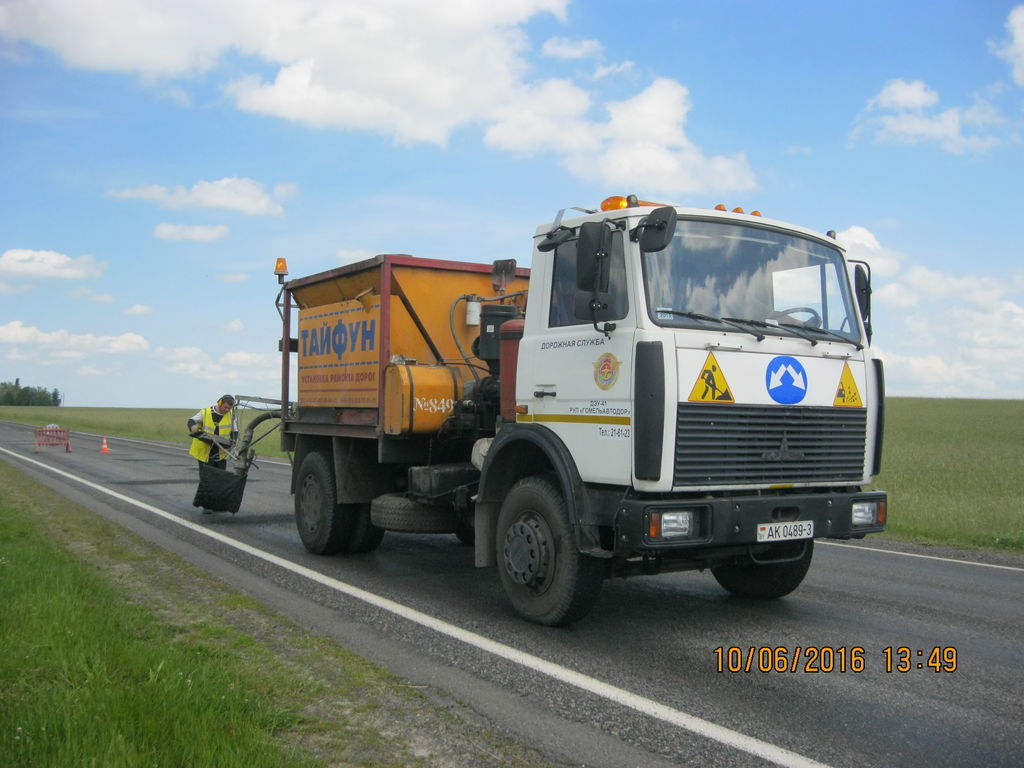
[819,541,1024,573]
[0,445,828,768]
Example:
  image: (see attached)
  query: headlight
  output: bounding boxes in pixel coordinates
[851,500,884,526]
[649,510,695,539]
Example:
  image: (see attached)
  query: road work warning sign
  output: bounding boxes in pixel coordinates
[688,352,735,403]
[833,361,863,407]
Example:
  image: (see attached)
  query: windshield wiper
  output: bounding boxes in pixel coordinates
[777,323,863,350]
[662,311,765,341]
[771,321,818,347]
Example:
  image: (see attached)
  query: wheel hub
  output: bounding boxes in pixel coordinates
[503,518,551,587]
[300,476,322,533]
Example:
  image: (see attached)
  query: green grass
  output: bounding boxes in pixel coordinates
[0,467,319,767]
[3,398,1022,552]
[870,397,1024,551]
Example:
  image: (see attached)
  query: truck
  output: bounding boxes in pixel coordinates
[269,195,887,626]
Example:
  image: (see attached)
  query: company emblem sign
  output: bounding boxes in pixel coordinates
[593,352,621,390]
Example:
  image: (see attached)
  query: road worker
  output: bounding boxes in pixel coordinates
[188,394,237,470]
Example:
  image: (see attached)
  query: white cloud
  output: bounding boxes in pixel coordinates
[541,37,602,60]
[593,61,633,79]
[124,304,153,315]
[489,77,756,198]
[217,271,249,282]
[992,4,1024,86]
[225,319,244,331]
[845,226,1024,397]
[220,2,571,146]
[68,286,116,303]
[155,345,280,383]
[0,321,149,361]
[110,177,290,215]
[1,1,751,198]
[858,78,1001,154]
[273,182,298,201]
[154,222,230,241]
[571,78,756,197]
[0,248,106,279]
[485,78,599,155]
[869,79,939,111]
[836,226,904,277]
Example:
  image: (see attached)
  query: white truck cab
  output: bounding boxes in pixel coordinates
[475,197,887,624]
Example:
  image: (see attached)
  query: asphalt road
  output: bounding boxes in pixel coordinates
[2,422,1022,768]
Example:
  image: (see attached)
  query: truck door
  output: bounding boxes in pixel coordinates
[522,229,634,485]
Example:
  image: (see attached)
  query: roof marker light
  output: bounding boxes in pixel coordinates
[714,204,727,211]
[732,207,745,214]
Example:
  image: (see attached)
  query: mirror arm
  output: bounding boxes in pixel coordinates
[630,215,664,242]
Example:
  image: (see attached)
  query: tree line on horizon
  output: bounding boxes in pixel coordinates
[1,378,62,406]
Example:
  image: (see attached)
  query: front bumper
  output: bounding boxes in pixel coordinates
[611,489,887,557]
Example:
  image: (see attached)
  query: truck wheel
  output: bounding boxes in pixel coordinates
[496,476,604,626]
[711,540,814,598]
[345,503,385,554]
[294,451,351,555]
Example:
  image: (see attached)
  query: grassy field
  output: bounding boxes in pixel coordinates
[870,397,1023,551]
[2,398,1022,552]
[0,462,554,767]
[0,404,289,458]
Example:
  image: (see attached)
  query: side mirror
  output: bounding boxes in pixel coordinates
[576,221,610,292]
[853,262,872,339]
[491,259,517,293]
[637,206,677,252]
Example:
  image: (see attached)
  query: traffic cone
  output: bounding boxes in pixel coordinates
[100,437,110,454]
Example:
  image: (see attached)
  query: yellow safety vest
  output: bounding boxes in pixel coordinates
[189,406,236,462]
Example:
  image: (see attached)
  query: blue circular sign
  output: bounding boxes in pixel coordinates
[765,356,808,404]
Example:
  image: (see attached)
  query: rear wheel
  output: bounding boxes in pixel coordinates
[496,476,604,626]
[296,450,381,555]
[712,540,814,598]
[345,502,385,553]
[295,451,347,554]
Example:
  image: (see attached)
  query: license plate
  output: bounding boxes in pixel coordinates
[757,520,814,542]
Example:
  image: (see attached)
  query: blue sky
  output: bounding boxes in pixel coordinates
[2,0,1023,408]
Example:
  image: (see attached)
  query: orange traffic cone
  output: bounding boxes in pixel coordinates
[100,437,110,454]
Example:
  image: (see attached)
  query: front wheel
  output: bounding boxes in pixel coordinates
[711,540,814,598]
[496,476,604,626]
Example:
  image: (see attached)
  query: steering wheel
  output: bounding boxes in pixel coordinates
[770,306,822,328]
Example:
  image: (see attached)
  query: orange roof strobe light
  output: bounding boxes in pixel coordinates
[713,204,763,216]
[274,257,289,284]
[600,194,668,211]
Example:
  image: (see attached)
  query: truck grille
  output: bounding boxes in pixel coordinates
[674,404,867,486]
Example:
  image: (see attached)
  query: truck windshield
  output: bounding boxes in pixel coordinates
[641,219,861,344]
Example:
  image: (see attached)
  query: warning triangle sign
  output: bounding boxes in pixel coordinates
[688,352,735,403]
[833,361,863,407]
